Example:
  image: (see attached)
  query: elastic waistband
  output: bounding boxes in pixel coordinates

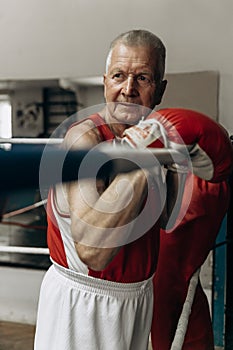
[52,260,154,298]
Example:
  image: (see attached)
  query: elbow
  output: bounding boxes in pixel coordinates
[75,242,119,271]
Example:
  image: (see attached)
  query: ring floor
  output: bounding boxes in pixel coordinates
[0,321,35,350]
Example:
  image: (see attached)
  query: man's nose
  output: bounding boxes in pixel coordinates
[122,76,138,96]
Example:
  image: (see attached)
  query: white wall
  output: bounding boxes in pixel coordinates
[0,267,45,324]
[0,0,232,131]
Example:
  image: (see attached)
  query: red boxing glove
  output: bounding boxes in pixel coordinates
[147,108,233,182]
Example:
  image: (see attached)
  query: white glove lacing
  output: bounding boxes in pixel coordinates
[121,117,169,149]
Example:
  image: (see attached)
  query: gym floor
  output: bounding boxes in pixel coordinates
[0,321,35,350]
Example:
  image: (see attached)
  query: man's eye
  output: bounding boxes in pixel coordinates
[112,73,124,80]
[137,75,150,83]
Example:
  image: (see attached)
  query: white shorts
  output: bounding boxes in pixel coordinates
[34,262,154,350]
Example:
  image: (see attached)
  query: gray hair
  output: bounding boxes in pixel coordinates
[105,29,166,82]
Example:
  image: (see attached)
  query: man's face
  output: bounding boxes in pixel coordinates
[103,43,165,125]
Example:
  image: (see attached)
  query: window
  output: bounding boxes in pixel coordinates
[0,94,12,149]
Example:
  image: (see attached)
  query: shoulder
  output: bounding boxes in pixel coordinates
[63,118,102,149]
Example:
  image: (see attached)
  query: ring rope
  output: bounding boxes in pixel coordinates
[0,138,186,166]
[0,246,49,255]
[0,138,62,144]
[0,221,46,230]
[2,199,47,219]
[170,269,200,350]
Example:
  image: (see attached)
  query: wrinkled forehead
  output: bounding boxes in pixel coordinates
[106,43,158,74]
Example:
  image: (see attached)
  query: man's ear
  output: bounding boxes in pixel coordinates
[154,79,167,106]
[103,74,107,99]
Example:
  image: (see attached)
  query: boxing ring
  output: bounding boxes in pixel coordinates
[0,136,221,350]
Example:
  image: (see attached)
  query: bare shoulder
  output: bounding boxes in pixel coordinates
[63,119,102,149]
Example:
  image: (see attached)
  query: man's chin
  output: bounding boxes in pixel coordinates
[114,105,146,125]
[111,112,141,125]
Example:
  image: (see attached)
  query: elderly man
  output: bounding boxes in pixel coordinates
[34,29,167,350]
[34,29,232,350]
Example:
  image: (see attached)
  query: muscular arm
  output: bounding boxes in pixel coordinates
[60,120,148,271]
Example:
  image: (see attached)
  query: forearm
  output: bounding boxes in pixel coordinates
[70,169,148,270]
[84,171,147,226]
